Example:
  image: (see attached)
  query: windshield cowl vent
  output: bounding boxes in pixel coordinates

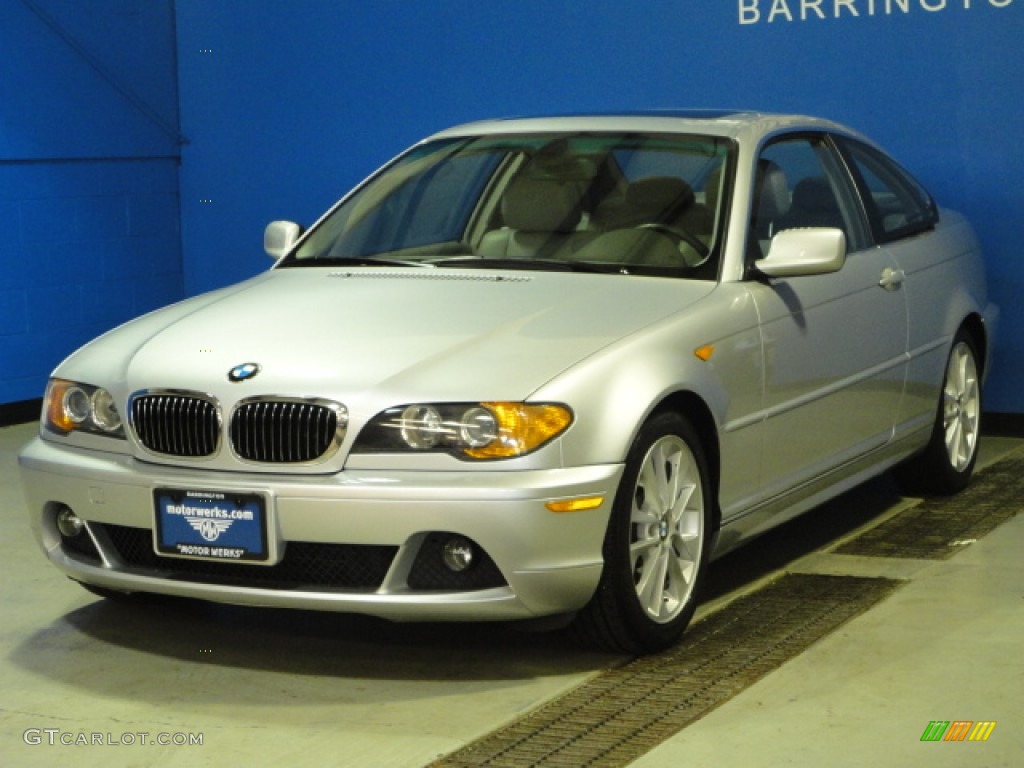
[326,270,532,283]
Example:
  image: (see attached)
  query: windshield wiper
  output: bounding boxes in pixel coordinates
[428,256,624,275]
[347,257,435,268]
[279,256,434,269]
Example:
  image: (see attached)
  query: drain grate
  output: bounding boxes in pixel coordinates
[432,447,1023,768]
[836,448,1024,560]
[431,574,901,768]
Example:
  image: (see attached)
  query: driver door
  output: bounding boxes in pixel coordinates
[747,134,909,499]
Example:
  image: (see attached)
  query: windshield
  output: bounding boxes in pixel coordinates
[281,132,734,279]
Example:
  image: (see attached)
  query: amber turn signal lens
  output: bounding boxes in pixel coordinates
[463,403,573,459]
[45,379,80,434]
[545,495,605,513]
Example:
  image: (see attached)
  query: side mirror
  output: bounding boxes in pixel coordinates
[264,220,303,260]
[755,227,846,278]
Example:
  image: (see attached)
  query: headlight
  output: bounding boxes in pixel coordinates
[44,378,125,439]
[399,404,445,449]
[353,402,573,460]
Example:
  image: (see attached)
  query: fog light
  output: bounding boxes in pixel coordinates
[441,536,475,572]
[56,506,84,538]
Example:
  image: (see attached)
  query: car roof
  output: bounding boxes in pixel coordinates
[426,111,862,143]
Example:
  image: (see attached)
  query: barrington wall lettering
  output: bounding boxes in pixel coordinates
[739,0,1015,24]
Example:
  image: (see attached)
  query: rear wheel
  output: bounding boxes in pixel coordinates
[896,329,981,494]
[573,411,712,654]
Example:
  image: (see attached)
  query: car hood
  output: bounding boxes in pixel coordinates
[59,267,717,404]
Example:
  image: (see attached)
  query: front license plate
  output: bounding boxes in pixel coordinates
[154,488,269,562]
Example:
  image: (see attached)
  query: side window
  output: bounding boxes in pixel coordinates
[841,139,938,243]
[750,136,863,259]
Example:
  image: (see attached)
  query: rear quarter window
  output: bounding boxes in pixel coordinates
[841,139,938,244]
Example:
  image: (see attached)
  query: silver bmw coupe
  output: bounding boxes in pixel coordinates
[19,112,997,653]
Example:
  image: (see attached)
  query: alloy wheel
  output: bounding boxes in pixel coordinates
[629,434,705,623]
[943,340,980,472]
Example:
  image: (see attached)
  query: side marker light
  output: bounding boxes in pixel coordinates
[545,496,605,513]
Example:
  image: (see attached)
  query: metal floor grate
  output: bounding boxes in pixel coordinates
[836,448,1024,560]
[432,574,901,768]
[432,447,1024,768]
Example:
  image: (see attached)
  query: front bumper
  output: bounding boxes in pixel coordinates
[18,436,623,621]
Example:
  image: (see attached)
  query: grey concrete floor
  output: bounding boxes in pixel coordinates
[634,436,1024,768]
[1,421,1020,767]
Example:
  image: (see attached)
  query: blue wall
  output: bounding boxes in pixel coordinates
[174,0,1024,412]
[4,1,1023,413]
[0,0,183,405]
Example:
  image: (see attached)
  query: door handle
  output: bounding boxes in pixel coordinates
[879,267,905,290]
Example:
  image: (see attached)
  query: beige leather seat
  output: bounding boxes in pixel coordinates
[776,176,847,233]
[477,176,589,259]
[574,176,708,268]
[750,160,791,258]
[596,176,695,231]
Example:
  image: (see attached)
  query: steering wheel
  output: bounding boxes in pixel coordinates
[635,223,710,265]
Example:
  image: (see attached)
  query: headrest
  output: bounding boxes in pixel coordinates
[502,177,583,233]
[791,177,836,213]
[626,177,695,219]
[596,176,697,230]
[754,160,791,219]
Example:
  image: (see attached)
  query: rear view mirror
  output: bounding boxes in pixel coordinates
[264,220,303,260]
[755,227,846,278]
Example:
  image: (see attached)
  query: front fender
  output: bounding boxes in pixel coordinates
[536,283,764,514]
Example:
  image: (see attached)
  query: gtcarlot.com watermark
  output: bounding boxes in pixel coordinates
[23,729,203,747]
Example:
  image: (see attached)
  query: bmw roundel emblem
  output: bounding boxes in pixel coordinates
[228,362,261,382]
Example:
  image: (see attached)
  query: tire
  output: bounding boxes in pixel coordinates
[895,329,982,495]
[572,411,713,654]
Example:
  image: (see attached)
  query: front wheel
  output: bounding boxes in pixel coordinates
[572,411,713,654]
[896,329,981,495]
